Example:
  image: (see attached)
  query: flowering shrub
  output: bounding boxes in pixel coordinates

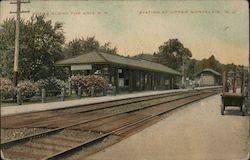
[70,74,108,95]
[0,78,14,99]
[82,75,108,95]
[83,75,107,89]
[37,77,65,96]
[17,80,39,99]
[70,74,85,89]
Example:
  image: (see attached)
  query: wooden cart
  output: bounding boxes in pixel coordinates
[221,71,246,116]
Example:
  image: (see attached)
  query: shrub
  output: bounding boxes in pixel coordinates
[17,80,39,99]
[70,74,108,96]
[82,75,108,94]
[37,77,65,96]
[70,74,85,90]
[0,78,14,99]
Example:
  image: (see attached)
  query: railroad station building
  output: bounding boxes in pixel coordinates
[56,51,181,93]
[196,68,222,86]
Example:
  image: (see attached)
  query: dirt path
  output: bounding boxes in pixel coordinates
[85,94,249,160]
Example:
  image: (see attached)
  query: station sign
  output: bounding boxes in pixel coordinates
[71,65,92,71]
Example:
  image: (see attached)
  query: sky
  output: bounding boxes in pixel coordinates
[0,0,249,65]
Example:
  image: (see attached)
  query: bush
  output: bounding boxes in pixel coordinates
[82,75,108,95]
[37,77,65,96]
[0,78,15,99]
[17,80,39,99]
[70,74,85,90]
[70,74,108,95]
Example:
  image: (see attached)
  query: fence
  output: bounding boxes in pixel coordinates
[1,86,117,105]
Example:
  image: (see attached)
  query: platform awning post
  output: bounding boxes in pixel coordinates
[114,67,119,94]
[129,69,133,93]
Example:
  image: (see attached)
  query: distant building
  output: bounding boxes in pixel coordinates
[196,68,222,86]
[56,51,181,93]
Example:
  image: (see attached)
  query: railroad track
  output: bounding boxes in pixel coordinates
[1,88,221,160]
[1,91,185,123]
[1,89,205,128]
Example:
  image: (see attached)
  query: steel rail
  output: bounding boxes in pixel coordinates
[2,87,220,118]
[32,91,194,117]
[1,89,184,118]
[43,92,218,160]
[1,90,209,149]
[6,90,197,129]
[1,90,196,128]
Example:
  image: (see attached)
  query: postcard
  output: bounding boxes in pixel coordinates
[0,0,249,160]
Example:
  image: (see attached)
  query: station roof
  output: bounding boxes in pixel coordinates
[56,51,181,75]
[197,68,222,77]
[132,53,155,62]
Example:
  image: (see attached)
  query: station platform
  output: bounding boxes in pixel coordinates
[1,86,220,117]
[85,94,249,160]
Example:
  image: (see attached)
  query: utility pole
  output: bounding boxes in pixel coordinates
[10,0,30,86]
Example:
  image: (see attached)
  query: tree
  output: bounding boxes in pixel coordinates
[83,36,100,53]
[99,42,117,55]
[0,18,22,78]
[157,39,192,70]
[186,59,196,79]
[64,38,86,58]
[193,55,222,74]
[0,15,67,81]
[185,55,237,80]
[222,63,237,72]
[204,55,222,72]
[63,37,117,58]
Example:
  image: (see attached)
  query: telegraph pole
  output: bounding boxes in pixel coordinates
[13,0,20,86]
[10,0,30,86]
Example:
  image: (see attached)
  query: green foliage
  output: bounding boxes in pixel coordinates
[222,63,238,72]
[70,74,85,89]
[63,37,117,58]
[185,55,244,80]
[82,75,108,92]
[99,42,118,55]
[0,78,15,99]
[186,59,196,79]
[157,39,192,70]
[190,55,222,76]
[17,80,39,99]
[70,74,108,96]
[37,77,65,96]
[83,36,100,53]
[37,77,65,90]
[63,38,85,58]
[0,18,19,78]
[0,15,67,81]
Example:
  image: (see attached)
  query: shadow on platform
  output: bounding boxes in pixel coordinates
[224,107,244,116]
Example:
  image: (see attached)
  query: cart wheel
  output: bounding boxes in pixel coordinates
[221,104,225,115]
[242,104,246,116]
